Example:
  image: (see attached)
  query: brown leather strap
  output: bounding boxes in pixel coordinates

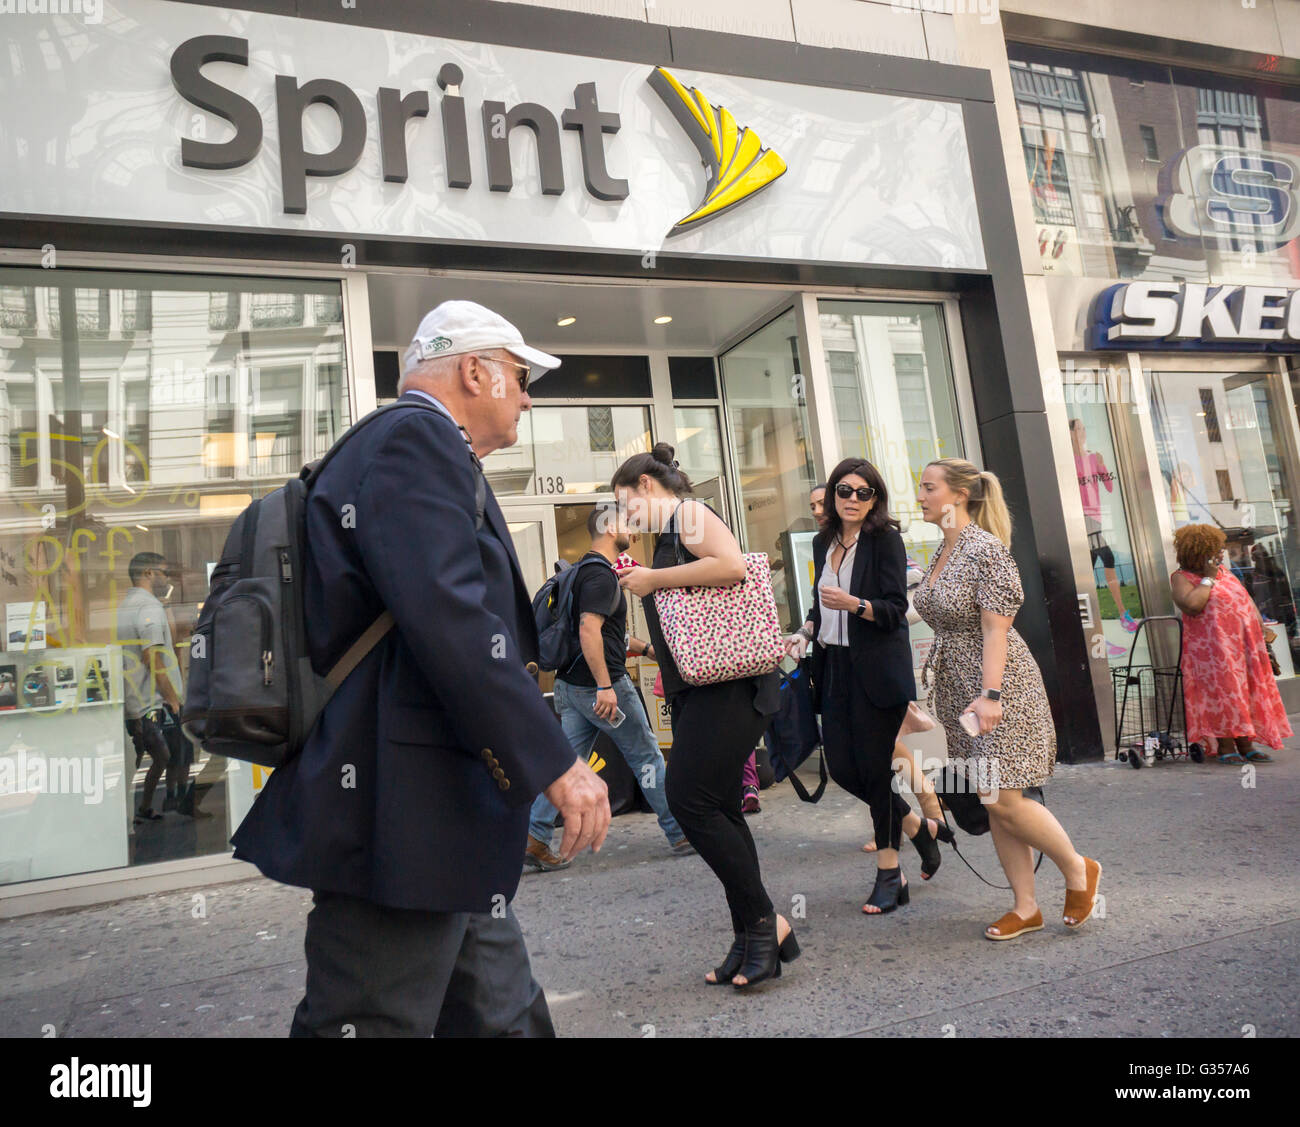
[324,611,395,692]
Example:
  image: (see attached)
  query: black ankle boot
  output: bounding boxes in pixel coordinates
[733,915,797,990]
[911,818,947,880]
[707,933,747,985]
[863,866,909,915]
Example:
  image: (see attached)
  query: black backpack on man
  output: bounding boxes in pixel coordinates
[181,400,483,769]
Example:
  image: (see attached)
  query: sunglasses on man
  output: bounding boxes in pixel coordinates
[481,354,530,394]
[835,482,877,502]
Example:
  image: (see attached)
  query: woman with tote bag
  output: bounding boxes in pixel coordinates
[613,444,795,990]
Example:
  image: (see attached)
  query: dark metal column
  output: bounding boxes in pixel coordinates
[960,102,1103,763]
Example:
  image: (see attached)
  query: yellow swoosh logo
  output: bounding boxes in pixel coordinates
[648,66,787,235]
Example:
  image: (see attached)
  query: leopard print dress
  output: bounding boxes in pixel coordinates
[910,521,1056,790]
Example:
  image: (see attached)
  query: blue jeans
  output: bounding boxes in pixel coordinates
[529,675,683,846]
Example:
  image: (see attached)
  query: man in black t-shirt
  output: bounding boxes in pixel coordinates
[525,505,693,871]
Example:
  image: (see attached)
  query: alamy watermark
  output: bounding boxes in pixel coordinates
[0,747,106,804]
[894,754,1001,800]
[0,0,103,25]
[891,0,1000,25]
[1045,360,1147,411]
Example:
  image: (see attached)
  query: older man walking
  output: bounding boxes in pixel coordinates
[232,301,609,1037]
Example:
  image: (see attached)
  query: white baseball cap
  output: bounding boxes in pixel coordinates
[402,300,561,385]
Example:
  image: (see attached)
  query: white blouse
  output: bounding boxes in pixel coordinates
[817,537,858,647]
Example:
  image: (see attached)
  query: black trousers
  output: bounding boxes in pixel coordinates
[820,646,910,852]
[667,679,774,932]
[289,891,555,1038]
[125,714,169,812]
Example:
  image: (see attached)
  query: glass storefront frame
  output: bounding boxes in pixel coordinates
[1056,349,1300,744]
[0,260,985,914]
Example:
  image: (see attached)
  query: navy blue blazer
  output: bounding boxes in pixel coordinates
[807,526,916,710]
[231,394,576,913]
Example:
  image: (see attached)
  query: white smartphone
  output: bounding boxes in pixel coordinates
[959,711,981,738]
[609,707,626,728]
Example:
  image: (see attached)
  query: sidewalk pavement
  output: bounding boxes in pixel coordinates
[3,724,1298,1038]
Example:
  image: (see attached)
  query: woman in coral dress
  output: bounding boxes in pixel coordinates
[1171,524,1291,763]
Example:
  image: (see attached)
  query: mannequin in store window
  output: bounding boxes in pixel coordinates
[1069,418,1139,646]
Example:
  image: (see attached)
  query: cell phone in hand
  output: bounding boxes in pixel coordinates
[609,707,626,728]
[959,711,981,738]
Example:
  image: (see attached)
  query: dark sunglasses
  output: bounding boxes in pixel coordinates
[485,355,530,393]
[835,482,876,503]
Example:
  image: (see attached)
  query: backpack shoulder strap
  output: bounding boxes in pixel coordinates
[310,400,478,696]
[565,557,615,620]
[304,399,485,531]
[324,610,395,693]
[301,399,443,487]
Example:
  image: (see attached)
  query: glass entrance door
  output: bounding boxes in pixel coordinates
[498,503,560,599]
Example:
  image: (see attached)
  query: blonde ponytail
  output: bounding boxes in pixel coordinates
[928,458,1013,546]
[973,470,1012,547]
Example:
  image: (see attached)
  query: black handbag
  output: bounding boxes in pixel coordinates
[763,665,828,803]
[931,764,1044,836]
[930,764,1045,887]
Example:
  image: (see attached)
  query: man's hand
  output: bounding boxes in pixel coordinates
[594,687,619,721]
[543,757,611,861]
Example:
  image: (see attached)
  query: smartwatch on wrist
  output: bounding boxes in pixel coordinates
[1199,576,1215,588]
[981,688,1001,701]
[856,598,868,617]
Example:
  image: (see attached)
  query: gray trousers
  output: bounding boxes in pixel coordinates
[289,890,555,1038]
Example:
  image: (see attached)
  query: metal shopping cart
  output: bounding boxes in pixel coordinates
[1111,615,1205,769]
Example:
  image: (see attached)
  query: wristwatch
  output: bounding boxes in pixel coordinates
[1199,577,1215,588]
[856,598,869,617]
[980,688,1001,701]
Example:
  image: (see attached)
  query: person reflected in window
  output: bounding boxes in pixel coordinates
[118,553,183,824]
[1069,418,1138,644]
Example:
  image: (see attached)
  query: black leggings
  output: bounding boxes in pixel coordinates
[820,646,910,852]
[667,680,774,932]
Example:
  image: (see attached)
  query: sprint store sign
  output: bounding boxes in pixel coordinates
[0,0,985,269]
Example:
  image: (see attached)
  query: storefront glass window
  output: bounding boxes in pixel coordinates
[817,300,964,673]
[1166,67,1300,285]
[1007,44,1300,285]
[1062,366,1146,665]
[483,404,652,497]
[718,309,817,631]
[1148,369,1300,678]
[0,269,349,887]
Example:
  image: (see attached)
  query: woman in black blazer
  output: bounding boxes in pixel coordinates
[788,458,941,915]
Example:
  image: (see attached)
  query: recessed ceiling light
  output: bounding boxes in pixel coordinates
[653,315,672,325]
[557,315,576,327]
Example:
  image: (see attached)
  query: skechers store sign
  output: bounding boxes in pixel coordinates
[1089,281,1300,352]
[0,0,984,269]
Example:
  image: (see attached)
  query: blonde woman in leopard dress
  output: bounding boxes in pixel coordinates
[911,459,1101,941]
